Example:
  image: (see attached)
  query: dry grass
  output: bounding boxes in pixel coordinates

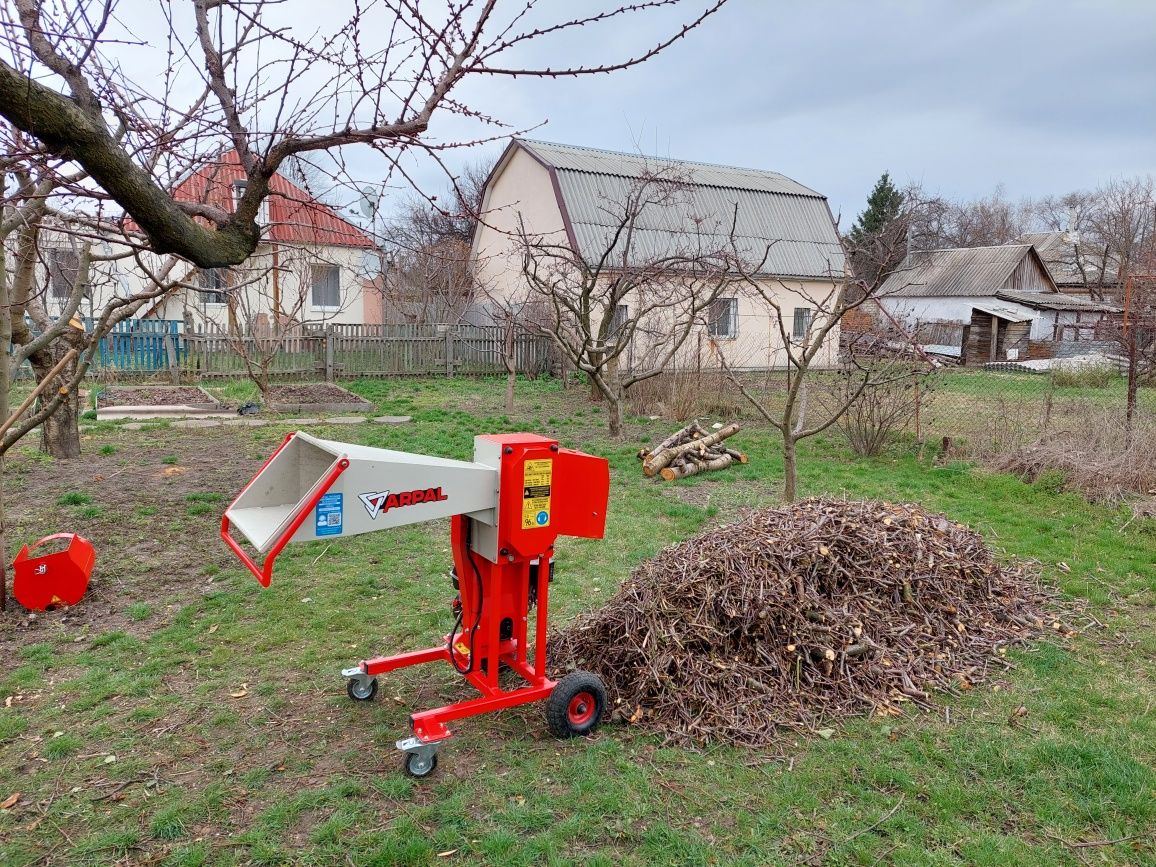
[989,404,1156,503]
[626,369,747,420]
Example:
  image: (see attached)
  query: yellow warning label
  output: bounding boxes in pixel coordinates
[522,458,553,529]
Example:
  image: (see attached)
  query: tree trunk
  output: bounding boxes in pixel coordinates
[41,390,82,458]
[606,387,625,439]
[32,349,82,459]
[504,326,516,414]
[0,455,7,611]
[782,435,798,503]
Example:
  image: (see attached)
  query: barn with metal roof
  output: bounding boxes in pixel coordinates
[875,244,1120,365]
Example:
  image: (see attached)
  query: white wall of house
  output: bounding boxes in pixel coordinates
[472,145,569,304]
[146,243,373,332]
[878,296,1070,342]
[35,234,374,332]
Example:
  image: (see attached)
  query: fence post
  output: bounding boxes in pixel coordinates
[445,328,454,378]
[163,332,179,384]
[324,326,335,383]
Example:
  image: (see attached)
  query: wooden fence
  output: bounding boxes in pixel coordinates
[180,325,554,380]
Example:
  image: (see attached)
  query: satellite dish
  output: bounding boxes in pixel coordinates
[359,186,381,220]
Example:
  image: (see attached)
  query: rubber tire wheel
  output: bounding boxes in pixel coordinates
[346,676,378,702]
[546,670,606,738]
[403,751,438,778]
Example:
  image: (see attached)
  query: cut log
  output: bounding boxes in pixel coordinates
[652,421,705,454]
[660,453,734,480]
[721,447,748,464]
[643,423,740,476]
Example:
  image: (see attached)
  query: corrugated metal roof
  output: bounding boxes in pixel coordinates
[170,151,373,249]
[516,139,844,279]
[972,302,1032,322]
[996,288,1121,312]
[879,245,1039,298]
[1016,231,1117,286]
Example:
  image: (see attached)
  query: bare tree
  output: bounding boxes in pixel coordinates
[0,0,727,269]
[1087,176,1156,292]
[717,218,919,502]
[518,170,739,438]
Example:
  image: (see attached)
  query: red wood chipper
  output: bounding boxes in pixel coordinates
[221,431,610,777]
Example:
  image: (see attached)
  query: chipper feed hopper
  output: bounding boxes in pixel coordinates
[221,430,610,777]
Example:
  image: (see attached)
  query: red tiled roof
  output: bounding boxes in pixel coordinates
[160,150,374,249]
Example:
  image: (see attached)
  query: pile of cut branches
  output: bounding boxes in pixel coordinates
[550,498,1058,746]
[638,421,747,480]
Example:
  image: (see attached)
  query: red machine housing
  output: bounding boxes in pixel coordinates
[13,533,96,611]
[350,434,608,744]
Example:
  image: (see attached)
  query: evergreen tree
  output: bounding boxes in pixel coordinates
[845,172,908,285]
[847,172,905,246]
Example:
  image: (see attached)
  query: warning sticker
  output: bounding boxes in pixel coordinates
[522,458,552,529]
[315,492,344,536]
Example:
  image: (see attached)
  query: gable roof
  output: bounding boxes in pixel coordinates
[170,150,373,249]
[509,138,844,280]
[1017,230,1116,287]
[878,244,1058,298]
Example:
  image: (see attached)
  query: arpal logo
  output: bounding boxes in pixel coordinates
[358,490,390,520]
[359,487,449,520]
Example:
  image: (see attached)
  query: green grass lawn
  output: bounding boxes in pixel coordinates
[1,375,1154,866]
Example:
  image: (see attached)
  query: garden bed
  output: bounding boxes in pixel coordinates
[96,385,220,409]
[265,382,373,413]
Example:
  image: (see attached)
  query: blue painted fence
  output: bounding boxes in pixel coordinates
[89,318,184,371]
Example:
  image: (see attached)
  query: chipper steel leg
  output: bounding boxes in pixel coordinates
[222,431,610,777]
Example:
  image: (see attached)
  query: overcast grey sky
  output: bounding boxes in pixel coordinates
[414,0,1155,225]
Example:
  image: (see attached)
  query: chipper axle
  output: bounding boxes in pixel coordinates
[222,431,610,777]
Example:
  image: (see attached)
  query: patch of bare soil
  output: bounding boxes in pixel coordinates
[266,383,370,406]
[1,426,265,650]
[97,385,217,407]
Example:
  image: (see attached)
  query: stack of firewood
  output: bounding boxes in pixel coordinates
[638,421,747,480]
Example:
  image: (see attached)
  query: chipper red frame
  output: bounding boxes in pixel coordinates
[221,431,609,777]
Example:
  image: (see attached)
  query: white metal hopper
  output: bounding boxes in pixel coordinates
[224,431,498,559]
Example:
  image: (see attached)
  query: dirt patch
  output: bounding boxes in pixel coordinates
[97,385,218,407]
[1,426,266,649]
[266,383,370,406]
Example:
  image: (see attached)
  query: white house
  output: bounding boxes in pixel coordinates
[470,139,846,370]
[40,151,379,333]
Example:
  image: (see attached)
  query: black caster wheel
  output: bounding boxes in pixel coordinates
[346,676,378,702]
[546,670,606,738]
[403,751,438,778]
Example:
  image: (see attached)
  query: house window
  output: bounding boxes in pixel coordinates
[233,179,268,224]
[200,268,230,305]
[707,297,738,338]
[312,264,341,309]
[609,304,629,336]
[47,248,81,299]
[792,307,813,340]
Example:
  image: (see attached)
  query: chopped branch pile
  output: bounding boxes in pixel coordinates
[639,421,747,480]
[550,498,1056,746]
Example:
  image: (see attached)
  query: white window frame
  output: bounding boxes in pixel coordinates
[200,268,229,306]
[311,263,342,311]
[792,307,814,341]
[707,297,738,339]
[609,303,629,337]
[232,179,268,225]
[47,248,81,300]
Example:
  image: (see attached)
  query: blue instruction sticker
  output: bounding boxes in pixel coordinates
[315,492,343,536]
